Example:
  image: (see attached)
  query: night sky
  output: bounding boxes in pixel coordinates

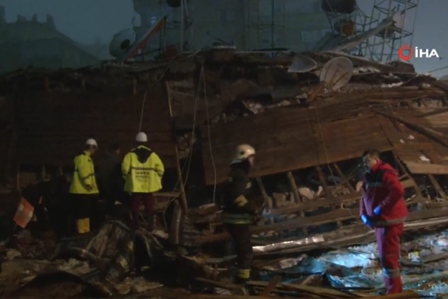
[0,0,446,75]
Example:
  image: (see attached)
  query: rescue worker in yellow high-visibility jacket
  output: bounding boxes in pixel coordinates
[69,138,99,234]
[122,132,164,230]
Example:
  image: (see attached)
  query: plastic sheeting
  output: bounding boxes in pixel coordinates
[253,235,324,253]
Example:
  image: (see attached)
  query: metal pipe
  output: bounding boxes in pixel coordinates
[180,0,184,53]
[379,0,393,61]
[253,235,324,253]
[409,0,419,48]
[271,0,274,49]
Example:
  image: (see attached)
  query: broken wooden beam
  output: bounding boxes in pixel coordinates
[361,291,420,299]
[260,275,282,297]
[194,204,448,244]
[404,161,448,175]
[247,280,359,298]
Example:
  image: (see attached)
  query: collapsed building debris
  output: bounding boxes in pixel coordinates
[2,48,448,297]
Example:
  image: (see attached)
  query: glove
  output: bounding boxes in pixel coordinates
[373,206,381,216]
[262,208,271,216]
[361,214,375,229]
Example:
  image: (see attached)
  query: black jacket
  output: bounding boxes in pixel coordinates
[223,161,259,215]
[98,151,123,194]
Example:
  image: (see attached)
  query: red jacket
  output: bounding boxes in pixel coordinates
[360,161,408,226]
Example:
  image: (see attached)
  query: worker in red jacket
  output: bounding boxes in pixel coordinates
[359,149,408,294]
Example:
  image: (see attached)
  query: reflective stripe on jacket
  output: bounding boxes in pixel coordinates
[69,151,99,194]
[222,212,253,224]
[122,145,164,193]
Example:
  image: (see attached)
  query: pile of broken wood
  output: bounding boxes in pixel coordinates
[2,48,448,296]
[160,50,448,259]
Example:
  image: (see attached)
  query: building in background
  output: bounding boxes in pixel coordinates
[0,6,99,74]
[132,0,330,54]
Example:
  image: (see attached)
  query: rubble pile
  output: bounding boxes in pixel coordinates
[163,49,448,254]
[2,49,448,297]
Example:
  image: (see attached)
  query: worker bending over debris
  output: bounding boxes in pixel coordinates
[360,149,408,294]
[69,138,99,234]
[122,132,164,230]
[223,144,264,284]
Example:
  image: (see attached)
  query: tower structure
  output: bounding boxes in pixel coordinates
[359,0,419,61]
[244,0,287,49]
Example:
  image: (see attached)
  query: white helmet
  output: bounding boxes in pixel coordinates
[231,144,255,164]
[85,138,98,147]
[136,132,148,142]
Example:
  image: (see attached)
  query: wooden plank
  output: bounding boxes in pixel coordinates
[270,192,362,215]
[256,177,271,207]
[404,161,448,175]
[427,174,448,200]
[286,172,301,204]
[195,277,243,291]
[202,107,392,185]
[286,172,307,234]
[399,179,415,189]
[247,281,358,298]
[176,294,297,299]
[364,291,420,299]
[256,177,273,224]
[175,147,188,211]
[395,159,424,200]
[194,204,448,244]
[261,275,282,297]
[374,109,448,149]
[333,163,356,193]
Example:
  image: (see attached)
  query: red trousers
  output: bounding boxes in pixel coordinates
[375,223,404,294]
[130,193,155,227]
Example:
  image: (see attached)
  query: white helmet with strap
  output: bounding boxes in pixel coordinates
[85,138,98,148]
[136,132,148,142]
[231,144,255,165]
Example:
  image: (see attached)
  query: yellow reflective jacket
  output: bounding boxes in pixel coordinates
[69,151,99,194]
[122,145,164,193]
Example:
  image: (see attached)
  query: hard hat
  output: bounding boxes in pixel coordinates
[136,132,148,142]
[231,144,255,164]
[86,138,98,147]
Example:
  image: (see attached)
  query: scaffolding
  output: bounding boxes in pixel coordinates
[318,0,365,53]
[244,0,286,50]
[359,0,419,61]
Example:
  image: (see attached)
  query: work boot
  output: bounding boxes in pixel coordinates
[235,276,249,285]
[235,268,250,284]
[76,219,84,234]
